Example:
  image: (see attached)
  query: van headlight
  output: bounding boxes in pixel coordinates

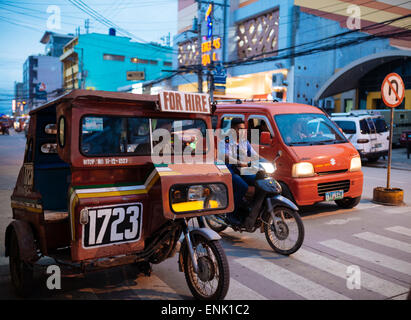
[170,183,228,213]
[292,162,314,178]
[349,157,362,172]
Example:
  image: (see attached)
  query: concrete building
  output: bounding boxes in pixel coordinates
[40,31,75,58]
[22,55,63,111]
[60,30,174,92]
[172,0,411,112]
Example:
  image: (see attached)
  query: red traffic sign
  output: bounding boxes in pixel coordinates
[381,73,405,108]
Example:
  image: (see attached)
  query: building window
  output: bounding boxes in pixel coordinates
[236,9,279,59]
[103,54,125,61]
[163,61,172,67]
[130,57,158,65]
[178,38,199,67]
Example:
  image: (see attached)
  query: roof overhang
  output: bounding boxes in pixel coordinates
[314,50,411,101]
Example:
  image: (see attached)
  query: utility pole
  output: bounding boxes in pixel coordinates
[84,19,90,34]
[196,0,203,93]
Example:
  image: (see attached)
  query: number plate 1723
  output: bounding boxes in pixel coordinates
[82,203,143,248]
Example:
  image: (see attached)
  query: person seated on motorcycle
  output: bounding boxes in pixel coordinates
[218,118,259,225]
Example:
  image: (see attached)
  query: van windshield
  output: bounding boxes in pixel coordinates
[80,115,208,156]
[275,113,347,146]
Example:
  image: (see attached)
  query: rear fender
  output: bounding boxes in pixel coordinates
[5,221,39,262]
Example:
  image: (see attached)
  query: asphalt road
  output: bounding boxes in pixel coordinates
[0,131,410,300]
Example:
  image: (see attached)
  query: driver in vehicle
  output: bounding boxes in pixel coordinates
[219,118,259,225]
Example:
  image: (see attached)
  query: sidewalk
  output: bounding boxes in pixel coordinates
[364,147,411,171]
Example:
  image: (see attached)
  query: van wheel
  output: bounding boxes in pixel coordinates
[9,229,34,297]
[335,196,361,209]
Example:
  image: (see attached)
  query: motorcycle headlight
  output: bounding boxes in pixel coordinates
[292,162,314,178]
[170,183,228,213]
[260,162,276,174]
[349,157,362,172]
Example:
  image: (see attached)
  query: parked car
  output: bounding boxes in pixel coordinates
[331,111,389,162]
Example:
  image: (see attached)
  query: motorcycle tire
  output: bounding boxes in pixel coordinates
[264,206,304,255]
[183,234,230,300]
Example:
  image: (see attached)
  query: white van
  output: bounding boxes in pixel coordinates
[331,111,389,162]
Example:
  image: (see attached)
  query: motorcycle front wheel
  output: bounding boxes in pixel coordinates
[264,206,304,255]
[183,234,230,300]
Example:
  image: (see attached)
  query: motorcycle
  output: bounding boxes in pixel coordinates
[205,152,305,255]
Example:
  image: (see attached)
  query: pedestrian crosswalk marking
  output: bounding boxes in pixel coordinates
[353,232,411,254]
[386,226,411,237]
[292,248,408,297]
[226,278,268,300]
[235,256,350,300]
[320,239,411,276]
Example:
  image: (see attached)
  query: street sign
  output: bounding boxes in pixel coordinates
[381,73,405,108]
[381,73,405,191]
[127,71,145,81]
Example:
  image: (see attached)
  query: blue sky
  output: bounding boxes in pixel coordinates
[0,0,178,115]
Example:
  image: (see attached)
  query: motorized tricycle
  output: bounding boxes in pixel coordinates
[205,149,305,255]
[4,90,234,300]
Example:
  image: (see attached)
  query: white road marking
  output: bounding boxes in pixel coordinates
[325,217,361,225]
[356,203,381,210]
[226,278,268,300]
[385,207,411,214]
[235,256,350,300]
[353,232,411,254]
[320,239,411,276]
[292,248,408,297]
[386,226,411,237]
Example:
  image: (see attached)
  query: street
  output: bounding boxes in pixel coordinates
[0,132,410,300]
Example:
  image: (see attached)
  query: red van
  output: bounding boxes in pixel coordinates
[214,101,363,208]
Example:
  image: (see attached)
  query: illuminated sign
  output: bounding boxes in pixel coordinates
[201,37,221,66]
[205,4,213,39]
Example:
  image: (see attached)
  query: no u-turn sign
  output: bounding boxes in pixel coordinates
[381,73,405,108]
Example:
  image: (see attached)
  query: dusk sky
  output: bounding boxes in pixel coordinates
[0,0,178,115]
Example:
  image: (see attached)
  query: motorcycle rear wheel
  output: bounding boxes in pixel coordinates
[264,206,304,255]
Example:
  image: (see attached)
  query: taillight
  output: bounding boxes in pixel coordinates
[357,139,369,143]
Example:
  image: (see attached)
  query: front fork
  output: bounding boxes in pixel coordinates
[266,198,280,235]
[182,219,199,274]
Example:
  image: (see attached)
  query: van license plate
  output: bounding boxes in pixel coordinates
[82,203,143,248]
[325,190,344,201]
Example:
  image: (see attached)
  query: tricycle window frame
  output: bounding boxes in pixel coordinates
[78,114,210,158]
[58,116,66,148]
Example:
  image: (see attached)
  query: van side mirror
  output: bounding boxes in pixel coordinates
[260,131,272,145]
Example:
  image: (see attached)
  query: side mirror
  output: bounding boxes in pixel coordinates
[260,131,272,145]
